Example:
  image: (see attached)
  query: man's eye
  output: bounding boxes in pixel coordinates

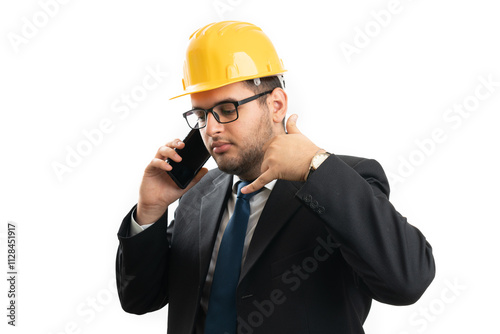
[218,104,236,115]
[221,108,236,115]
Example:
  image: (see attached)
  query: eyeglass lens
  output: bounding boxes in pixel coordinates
[186,102,237,129]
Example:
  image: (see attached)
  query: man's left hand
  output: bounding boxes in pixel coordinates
[241,114,320,194]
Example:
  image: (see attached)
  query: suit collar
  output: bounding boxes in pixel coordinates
[239,179,303,282]
[198,172,233,284]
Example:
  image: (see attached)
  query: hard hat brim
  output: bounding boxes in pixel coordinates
[169,70,287,100]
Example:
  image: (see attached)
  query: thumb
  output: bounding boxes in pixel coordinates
[286,114,301,134]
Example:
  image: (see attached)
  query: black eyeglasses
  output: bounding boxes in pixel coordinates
[182,90,273,129]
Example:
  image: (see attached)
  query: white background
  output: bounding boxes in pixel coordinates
[1,0,499,333]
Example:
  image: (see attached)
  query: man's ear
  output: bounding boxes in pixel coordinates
[269,88,287,124]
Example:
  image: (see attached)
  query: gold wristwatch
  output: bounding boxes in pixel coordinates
[306,149,331,180]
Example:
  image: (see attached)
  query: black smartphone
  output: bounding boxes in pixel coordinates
[167,129,211,189]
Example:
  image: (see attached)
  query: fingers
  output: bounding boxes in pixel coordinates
[240,169,274,194]
[156,139,184,160]
[285,114,301,134]
[148,157,172,171]
[156,139,184,163]
[145,140,185,174]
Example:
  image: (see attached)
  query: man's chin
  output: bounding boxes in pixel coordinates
[212,156,243,175]
[214,160,241,175]
[212,146,264,178]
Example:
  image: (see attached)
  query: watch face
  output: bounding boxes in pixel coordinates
[312,155,321,167]
[312,153,329,169]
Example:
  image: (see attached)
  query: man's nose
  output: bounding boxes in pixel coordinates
[205,112,223,136]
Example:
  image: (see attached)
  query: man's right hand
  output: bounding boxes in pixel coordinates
[136,139,208,225]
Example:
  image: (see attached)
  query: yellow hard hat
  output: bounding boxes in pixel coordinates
[170,21,286,99]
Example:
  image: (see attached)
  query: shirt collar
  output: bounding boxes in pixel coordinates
[231,176,276,194]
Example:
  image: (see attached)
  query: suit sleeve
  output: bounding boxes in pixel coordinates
[115,205,171,314]
[296,154,435,305]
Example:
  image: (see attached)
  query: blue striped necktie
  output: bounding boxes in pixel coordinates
[205,181,259,334]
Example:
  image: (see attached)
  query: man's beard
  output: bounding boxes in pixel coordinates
[215,113,274,180]
[217,143,266,179]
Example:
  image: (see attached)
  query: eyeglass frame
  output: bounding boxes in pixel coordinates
[182,89,274,129]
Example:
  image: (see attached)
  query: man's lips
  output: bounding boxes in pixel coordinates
[211,141,232,154]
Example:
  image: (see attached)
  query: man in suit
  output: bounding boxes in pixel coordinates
[116,21,435,334]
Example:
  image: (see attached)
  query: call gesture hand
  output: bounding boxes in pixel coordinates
[241,114,320,194]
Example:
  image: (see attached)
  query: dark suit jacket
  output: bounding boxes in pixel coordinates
[116,154,435,334]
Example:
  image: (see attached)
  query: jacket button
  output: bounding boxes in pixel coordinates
[303,194,312,203]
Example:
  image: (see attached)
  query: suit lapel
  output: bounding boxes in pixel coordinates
[240,179,303,282]
[198,172,233,283]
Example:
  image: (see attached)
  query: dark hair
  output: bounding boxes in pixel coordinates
[243,75,286,128]
[243,76,284,107]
